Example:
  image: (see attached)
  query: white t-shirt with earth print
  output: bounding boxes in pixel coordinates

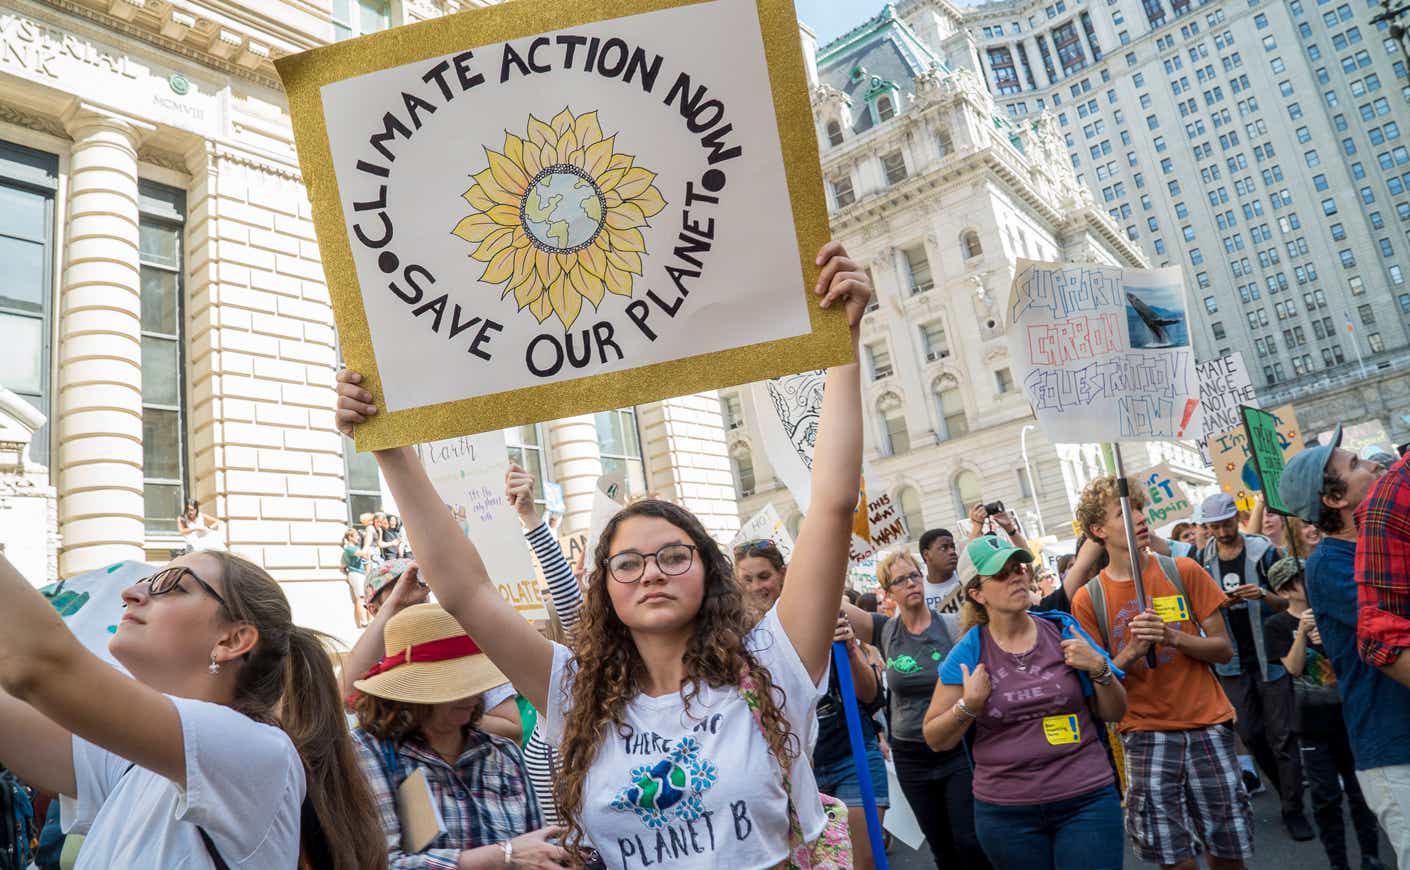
[545,606,828,870]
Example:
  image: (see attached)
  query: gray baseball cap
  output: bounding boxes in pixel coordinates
[1199,492,1239,524]
[1278,423,1343,524]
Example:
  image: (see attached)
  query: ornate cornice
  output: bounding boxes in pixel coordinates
[0,100,70,140]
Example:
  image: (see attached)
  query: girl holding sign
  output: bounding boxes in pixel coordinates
[924,536,1127,870]
[336,241,868,869]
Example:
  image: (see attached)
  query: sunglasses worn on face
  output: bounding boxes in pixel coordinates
[139,566,230,613]
[609,543,698,583]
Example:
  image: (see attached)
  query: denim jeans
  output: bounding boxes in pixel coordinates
[1358,764,1410,867]
[973,783,1124,870]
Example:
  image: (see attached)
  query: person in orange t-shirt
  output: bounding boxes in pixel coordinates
[1070,476,1253,870]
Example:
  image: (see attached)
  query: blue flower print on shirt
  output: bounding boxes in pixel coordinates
[610,736,718,829]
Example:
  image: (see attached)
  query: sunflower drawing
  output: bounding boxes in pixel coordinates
[450,108,668,330]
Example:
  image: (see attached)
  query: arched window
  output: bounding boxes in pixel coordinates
[898,486,925,539]
[731,446,756,496]
[878,393,909,456]
[935,382,968,441]
[826,120,844,147]
[961,230,983,259]
[876,94,896,121]
[953,469,982,520]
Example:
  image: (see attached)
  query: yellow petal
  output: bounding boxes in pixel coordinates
[481,243,516,283]
[540,142,558,170]
[511,245,535,287]
[604,264,633,297]
[487,204,522,227]
[473,226,515,261]
[632,183,667,218]
[487,149,530,196]
[607,153,633,172]
[463,183,498,214]
[609,226,645,253]
[606,247,642,276]
[522,140,543,178]
[548,272,583,328]
[534,247,563,287]
[573,111,603,148]
[527,114,555,148]
[450,212,497,243]
[556,128,579,164]
[502,133,526,175]
[616,167,657,200]
[604,190,623,209]
[570,262,605,306]
[529,291,554,322]
[596,167,627,192]
[583,135,616,178]
[550,107,575,136]
[607,201,647,230]
[472,167,520,206]
[577,244,607,278]
[514,277,543,307]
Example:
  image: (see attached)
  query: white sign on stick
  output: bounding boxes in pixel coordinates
[732,503,795,563]
[1006,260,1203,444]
[415,433,546,620]
[1194,352,1258,464]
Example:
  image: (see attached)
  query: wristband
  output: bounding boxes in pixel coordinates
[954,698,977,721]
[1092,662,1115,686]
[501,840,513,867]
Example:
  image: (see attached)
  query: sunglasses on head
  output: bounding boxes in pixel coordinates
[733,539,779,558]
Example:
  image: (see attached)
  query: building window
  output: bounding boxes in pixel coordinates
[595,408,646,496]
[0,141,57,470]
[831,176,855,208]
[989,46,1023,95]
[867,343,893,380]
[721,393,744,431]
[920,320,950,361]
[937,385,968,440]
[898,485,925,538]
[882,151,908,185]
[882,409,910,456]
[1369,332,1385,352]
[332,0,390,40]
[961,230,983,259]
[904,245,934,294]
[953,469,982,519]
[876,94,896,122]
[995,368,1014,394]
[1017,467,1034,499]
[505,424,550,510]
[138,182,188,535]
[1360,303,1377,324]
[731,446,755,497]
[826,120,843,147]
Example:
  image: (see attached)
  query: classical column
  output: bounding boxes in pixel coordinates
[55,106,151,575]
[546,414,605,536]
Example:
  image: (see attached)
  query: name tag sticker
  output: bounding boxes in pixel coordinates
[1042,714,1081,746]
[1152,594,1190,624]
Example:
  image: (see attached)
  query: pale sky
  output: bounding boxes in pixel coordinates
[794,0,887,46]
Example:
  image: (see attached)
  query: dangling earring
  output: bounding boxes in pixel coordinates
[208,656,221,675]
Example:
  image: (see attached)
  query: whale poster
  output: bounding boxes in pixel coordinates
[276,0,848,450]
[1006,260,1203,444]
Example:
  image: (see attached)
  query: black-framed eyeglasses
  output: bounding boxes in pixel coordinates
[138,566,230,612]
[886,571,924,590]
[733,538,779,559]
[608,543,698,584]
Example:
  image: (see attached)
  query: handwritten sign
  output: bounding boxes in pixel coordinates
[1195,353,1258,464]
[1242,406,1293,516]
[1135,463,1194,527]
[277,0,848,450]
[732,503,795,563]
[1005,260,1202,444]
[849,481,910,564]
[1207,403,1304,511]
[415,432,545,620]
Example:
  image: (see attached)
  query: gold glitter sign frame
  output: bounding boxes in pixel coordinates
[276,0,849,451]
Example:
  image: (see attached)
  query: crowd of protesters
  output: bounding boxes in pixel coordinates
[0,239,1407,870]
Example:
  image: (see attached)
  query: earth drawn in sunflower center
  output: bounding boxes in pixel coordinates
[520,165,606,254]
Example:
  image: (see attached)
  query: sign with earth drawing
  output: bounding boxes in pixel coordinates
[277,0,847,450]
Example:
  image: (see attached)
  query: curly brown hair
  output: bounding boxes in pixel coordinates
[1074,475,1145,542]
[351,692,484,743]
[554,500,797,858]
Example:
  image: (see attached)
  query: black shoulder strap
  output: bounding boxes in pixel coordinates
[197,827,230,870]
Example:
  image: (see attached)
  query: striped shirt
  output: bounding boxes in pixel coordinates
[353,727,542,869]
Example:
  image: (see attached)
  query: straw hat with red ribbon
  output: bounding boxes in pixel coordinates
[354,603,506,704]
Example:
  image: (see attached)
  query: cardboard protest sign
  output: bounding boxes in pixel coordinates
[1242,406,1294,516]
[849,479,910,564]
[733,503,795,563]
[1006,260,1202,444]
[415,432,546,619]
[1207,403,1304,511]
[276,0,849,450]
[1135,463,1195,527]
[1195,353,1257,465]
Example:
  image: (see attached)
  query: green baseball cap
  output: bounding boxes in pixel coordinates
[963,535,1035,579]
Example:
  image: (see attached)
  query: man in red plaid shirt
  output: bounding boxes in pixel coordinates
[1356,448,1410,689]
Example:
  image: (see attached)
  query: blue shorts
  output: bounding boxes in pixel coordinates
[814,745,890,809]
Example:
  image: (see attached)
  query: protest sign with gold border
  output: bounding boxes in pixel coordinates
[276,0,849,451]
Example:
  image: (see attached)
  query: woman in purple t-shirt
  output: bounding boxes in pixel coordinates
[922,536,1128,870]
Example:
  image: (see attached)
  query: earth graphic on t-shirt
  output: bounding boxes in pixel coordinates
[611,736,718,829]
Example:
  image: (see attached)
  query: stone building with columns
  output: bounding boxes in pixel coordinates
[723,7,1212,547]
[0,0,739,640]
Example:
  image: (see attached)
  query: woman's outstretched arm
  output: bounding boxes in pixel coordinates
[777,240,870,683]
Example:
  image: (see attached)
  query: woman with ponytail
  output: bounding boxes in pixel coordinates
[0,550,385,870]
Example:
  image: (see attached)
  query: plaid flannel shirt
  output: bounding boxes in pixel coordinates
[354,727,543,870]
[1355,453,1410,668]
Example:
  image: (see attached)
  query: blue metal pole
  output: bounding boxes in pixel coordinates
[831,640,888,870]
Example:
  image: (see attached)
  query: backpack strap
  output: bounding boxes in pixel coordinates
[1154,553,1186,598]
[197,827,230,870]
[1082,576,1111,651]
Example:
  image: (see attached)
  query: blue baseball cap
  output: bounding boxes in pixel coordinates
[1279,423,1343,524]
